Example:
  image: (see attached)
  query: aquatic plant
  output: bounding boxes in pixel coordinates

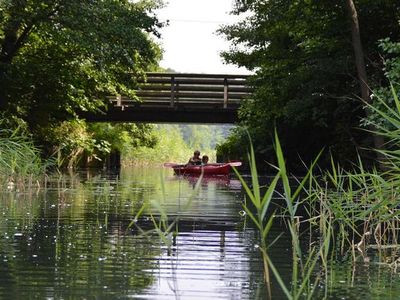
[289,86,400,296]
[232,139,278,297]
[234,125,400,298]
[233,131,324,299]
[0,126,52,189]
[311,85,400,255]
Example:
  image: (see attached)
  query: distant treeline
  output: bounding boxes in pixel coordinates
[125,124,232,165]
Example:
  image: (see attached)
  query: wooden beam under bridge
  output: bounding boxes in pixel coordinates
[83,72,252,124]
[84,106,239,123]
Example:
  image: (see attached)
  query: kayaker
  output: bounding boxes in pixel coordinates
[201,155,209,165]
[188,150,202,165]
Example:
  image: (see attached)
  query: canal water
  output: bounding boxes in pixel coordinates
[0,167,400,299]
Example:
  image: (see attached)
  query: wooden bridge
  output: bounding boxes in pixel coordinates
[84,73,252,123]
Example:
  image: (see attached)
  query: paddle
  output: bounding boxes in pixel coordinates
[207,161,242,167]
[227,161,242,167]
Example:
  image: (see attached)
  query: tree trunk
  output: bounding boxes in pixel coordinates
[0,17,23,110]
[0,1,45,110]
[345,0,386,164]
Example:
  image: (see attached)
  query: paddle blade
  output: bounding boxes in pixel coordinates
[228,161,242,167]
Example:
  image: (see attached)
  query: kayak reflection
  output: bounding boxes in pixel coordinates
[171,174,242,190]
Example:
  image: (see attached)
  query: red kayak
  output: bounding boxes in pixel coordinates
[164,162,241,176]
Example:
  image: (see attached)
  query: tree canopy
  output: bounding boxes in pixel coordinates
[0,0,162,127]
[218,0,400,168]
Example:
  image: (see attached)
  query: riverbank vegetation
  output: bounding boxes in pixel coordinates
[0,124,51,188]
[217,0,400,171]
[35,121,228,168]
[0,0,164,168]
[234,86,400,298]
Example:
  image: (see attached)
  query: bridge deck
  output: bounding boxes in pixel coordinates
[85,73,252,123]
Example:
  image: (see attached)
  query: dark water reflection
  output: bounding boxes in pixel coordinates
[1,168,400,299]
[0,168,268,299]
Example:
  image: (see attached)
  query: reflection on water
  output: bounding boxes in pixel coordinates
[1,167,400,299]
[0,167,266,299]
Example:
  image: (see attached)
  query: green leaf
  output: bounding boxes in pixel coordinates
[242,205,261,231]
[260,173,280,220]
[262,214,275,240]
[233,166,258,207]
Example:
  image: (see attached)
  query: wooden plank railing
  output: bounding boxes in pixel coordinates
[111,72,252,110]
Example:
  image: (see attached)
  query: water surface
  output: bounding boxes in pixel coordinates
[0,168,267,299]
[1,167,400,299]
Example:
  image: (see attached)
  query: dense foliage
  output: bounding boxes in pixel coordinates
[0,0,162,119]
[35,121,157,168]
[0,0,164,166]
[218,0,400,169]
[365,39,400,129]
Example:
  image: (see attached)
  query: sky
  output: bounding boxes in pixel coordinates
[155,0,250,74]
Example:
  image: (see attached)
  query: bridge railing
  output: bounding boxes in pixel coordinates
[111,73,251,110]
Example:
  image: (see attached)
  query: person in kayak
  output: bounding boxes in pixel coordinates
[188,150,202,165]
[201,155,209,165]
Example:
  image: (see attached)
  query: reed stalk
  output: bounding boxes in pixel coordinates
[298,84,400,270]
[234,131,324,299]
[0,126,52,189]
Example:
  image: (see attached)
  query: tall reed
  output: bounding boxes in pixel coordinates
[304,154,400,265]
[234,130,399,299]
[233,131,324,299]
[0,127,51,189]
[306,85,400,259]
